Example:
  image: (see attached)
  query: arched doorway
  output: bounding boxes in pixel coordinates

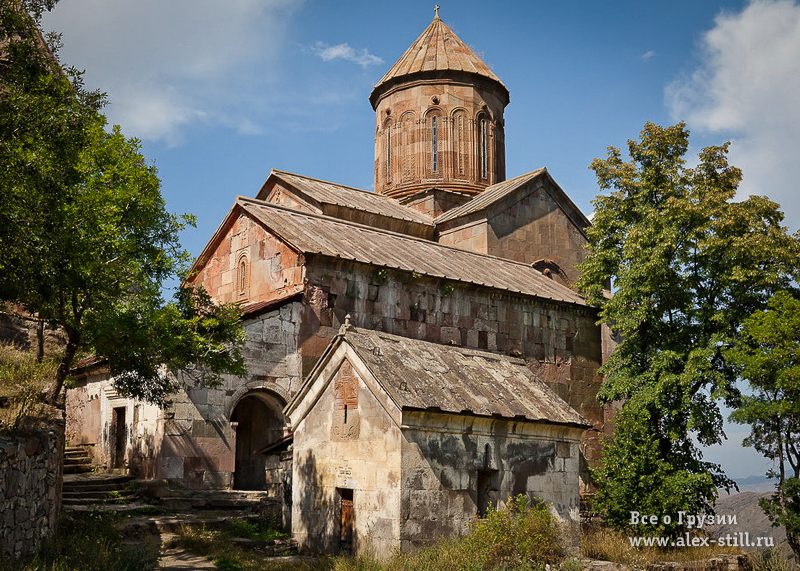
[231,391,285,490]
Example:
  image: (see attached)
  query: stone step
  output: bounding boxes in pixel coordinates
[63,490,137,501]
[63,473,134,488]
[62,498,135,506]
[64,456,92,465]
[120,512,261,535]
[64,449,90,457]
[63,464,94,475]
[158,490,273,511]
[64,481,133,493]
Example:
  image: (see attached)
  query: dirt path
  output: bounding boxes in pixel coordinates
[159,533,218,570]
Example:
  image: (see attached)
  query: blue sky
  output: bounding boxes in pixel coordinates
[42,0,800,481]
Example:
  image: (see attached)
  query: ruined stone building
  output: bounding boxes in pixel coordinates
[66,12,612,554]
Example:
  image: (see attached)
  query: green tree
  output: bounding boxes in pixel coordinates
[578,122,799,533]
[0,1,246,406]
[729,291,800,563]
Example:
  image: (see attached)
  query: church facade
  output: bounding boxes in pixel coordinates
[65,12,612,554]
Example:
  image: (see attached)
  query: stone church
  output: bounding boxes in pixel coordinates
[66,11,612,554]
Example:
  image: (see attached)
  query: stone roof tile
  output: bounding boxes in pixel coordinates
[435,169,546,224]
[372,14,507,103]
[238,197,588,306]
[345,326,590,427]
[260,170,433,227]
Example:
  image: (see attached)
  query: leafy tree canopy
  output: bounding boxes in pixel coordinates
[578,122,800,534]
[0,1,246,406]
[729,291,800,562]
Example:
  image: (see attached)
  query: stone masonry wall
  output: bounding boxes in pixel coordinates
[437,176,589,285]
[0,419,64,558]
[158,303,302,489]
[190,212,305,306]
[291,347,403,556]
[301,259,605,485]
[400,412,584,550]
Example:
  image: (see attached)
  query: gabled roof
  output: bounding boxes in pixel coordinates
[434,168,592,232]
[238,197,588,306]
[370,14,508,107]
[290,326,589,428]
[256,170,433,228]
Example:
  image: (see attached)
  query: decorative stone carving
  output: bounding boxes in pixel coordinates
[331,359,360,440]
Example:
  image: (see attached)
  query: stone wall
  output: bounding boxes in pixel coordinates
[436,174,590,285]
[190,212,305,306]
[0,419,64,558]
[291,350,403,556]
[400,411,584,551]
[373,79,507,198]
[301,259,606,482]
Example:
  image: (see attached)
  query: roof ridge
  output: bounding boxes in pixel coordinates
[270,169,377,196]
[236,196,587,304]
[267,170,435,226]
[357,326,527,364]
[434,167,547,223]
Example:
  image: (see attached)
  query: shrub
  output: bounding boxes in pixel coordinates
[459,494,565,571]
[332,494,566,571]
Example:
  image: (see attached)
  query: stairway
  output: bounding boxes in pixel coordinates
[63,445,93,475]
[62,472,138,509]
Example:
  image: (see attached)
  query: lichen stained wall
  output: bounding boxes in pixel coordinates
[291,348,402,555]
[399,411,583,550]
[164,213,305,489]
[0,424,64,558]
[300,259,604,481]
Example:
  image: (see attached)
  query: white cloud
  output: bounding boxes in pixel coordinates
[641,50,657,60]
[667,0,800,230]
[42,0,303,144]
[311,41,383,67]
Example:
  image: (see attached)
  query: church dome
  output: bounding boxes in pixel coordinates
[371,10,509,200]
[369,11,509,109]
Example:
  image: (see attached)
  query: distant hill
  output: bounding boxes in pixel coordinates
[728,476,777,494]
[710,491,787,551]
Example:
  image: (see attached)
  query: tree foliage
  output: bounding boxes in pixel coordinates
[578,122,800,532]
[729,291,800,563]
[0,1,245,406]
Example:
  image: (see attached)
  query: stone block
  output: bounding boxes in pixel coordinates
[160,456,185,480]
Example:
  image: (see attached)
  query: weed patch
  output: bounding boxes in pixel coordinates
[0,511,158,571]
[581,523,744,568]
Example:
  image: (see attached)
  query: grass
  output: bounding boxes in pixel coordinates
[581,523,746,568]
[330,496,567,571]
[171,495,569,571]
[0,344,58,432]
[167,518,313,571]
[749,548,796,571]
[0,511,159,571]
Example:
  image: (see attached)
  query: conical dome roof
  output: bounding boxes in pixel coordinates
[369,12,509,108]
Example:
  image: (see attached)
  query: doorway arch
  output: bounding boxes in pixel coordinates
[230,390,285,490]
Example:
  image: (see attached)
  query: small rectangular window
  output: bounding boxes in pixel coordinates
[386,127,391,182]
[432,116,438,173]
[480,119,488,179]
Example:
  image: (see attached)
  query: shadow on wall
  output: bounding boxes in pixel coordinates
[129,429,160,479]
[295,449,348,554]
